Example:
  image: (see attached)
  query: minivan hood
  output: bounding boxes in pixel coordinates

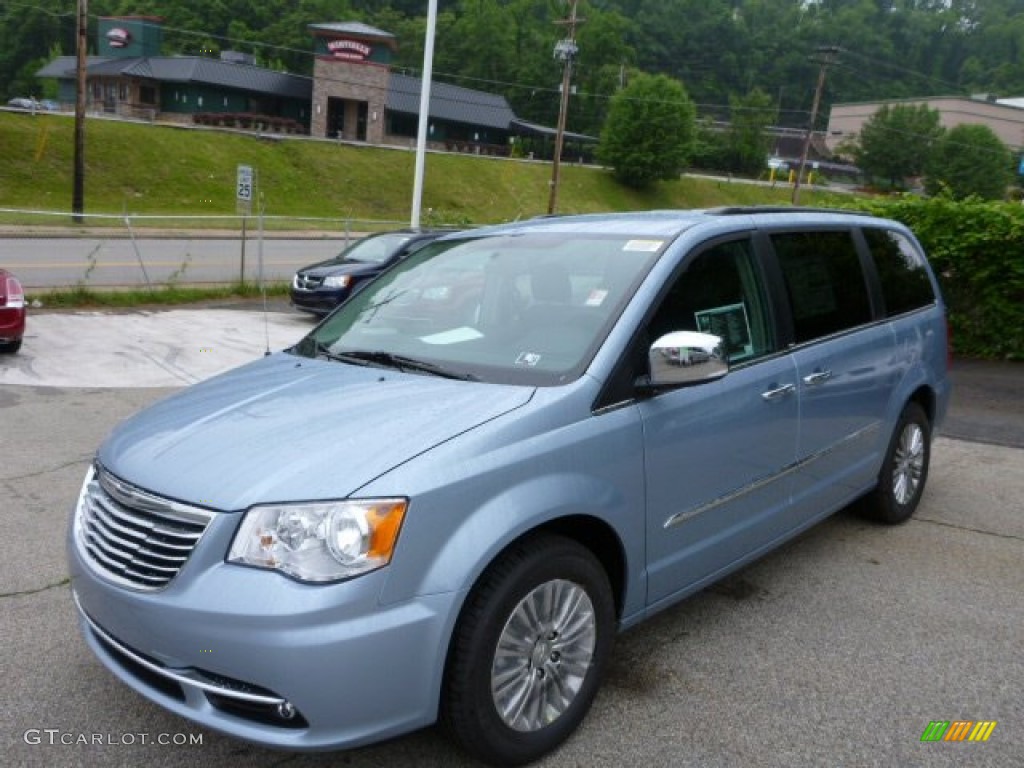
[98,353,534,510]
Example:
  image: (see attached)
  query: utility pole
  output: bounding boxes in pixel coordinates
[547,0,583,216]
[73,0,88,223]
[792,45,839,206]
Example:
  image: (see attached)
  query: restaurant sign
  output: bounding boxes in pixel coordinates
[106,28,131,48]
[326,39,372,61]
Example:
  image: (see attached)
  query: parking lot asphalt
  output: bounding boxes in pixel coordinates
[1,306,1022,767]
[0,306,314,388]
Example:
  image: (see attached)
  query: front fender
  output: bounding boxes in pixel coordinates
[421,471,629,595]
[374,402,647,614]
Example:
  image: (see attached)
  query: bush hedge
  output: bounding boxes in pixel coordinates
[839,195,1024,361]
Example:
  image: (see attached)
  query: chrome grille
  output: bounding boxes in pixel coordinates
[74,465,215,591]
[293,273,323,291]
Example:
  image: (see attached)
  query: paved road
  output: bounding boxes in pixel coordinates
[945,357,1024,448]
[1,234,350,289]
[1,307,1021,767]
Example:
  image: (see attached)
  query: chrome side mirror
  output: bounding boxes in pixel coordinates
[648,331,728,387]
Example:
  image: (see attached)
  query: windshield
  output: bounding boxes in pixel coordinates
[334,233,414,264]
[292,232,663,386]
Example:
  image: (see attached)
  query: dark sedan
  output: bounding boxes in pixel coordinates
[290,229,453,316]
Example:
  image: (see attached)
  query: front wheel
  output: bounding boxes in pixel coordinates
[862,401,931,524]
[441,534,615,766]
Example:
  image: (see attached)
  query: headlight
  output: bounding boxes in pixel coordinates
[228,498,407,582]
[323,274,352,289]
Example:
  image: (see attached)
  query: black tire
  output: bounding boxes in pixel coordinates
[441,534,615,767]
[0,339,21,354]
[861,401,931,524]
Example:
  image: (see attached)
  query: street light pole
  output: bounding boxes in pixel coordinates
[73,0,88,222]
[547,0,582,216]
[410,0,438,229]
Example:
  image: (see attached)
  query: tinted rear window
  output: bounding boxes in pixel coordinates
[770,230,872,343]
[862,228,936,316]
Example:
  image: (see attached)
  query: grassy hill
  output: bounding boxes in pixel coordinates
[0,110,841,229]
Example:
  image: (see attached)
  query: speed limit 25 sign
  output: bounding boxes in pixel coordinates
[236,165,254,202]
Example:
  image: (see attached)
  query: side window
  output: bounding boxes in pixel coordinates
[862,227,936,316]
[771,230,872,343]
[649,238,775,364]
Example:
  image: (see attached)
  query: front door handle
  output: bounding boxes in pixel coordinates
[761,383,796,401]
[802,370,833,386]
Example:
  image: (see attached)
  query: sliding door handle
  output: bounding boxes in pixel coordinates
[761,383,796,401]
[802,370,833,386]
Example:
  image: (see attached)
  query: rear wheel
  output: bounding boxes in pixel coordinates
[862,401,931,524]
[441,534,615,766]
[0,339,21,354]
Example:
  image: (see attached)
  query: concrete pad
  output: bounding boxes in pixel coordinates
[0,309,313,387]
[922,437,1024,540]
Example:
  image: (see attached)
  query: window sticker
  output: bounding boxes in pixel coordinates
[585,289,609,307]
[515,352,542,367]
[623,239,663,252]
[420,327,484,345]
[694,302,753,359]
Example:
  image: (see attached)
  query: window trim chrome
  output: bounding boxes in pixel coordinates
[663,421,881,528]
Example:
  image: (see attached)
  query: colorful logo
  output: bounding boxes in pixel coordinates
[326,39,372,61]
[921,720,997,742]
[106,28,131,48]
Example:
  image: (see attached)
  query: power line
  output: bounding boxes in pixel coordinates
[838,47,968,95]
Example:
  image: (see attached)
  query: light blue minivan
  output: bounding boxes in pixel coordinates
[69,208,950,765]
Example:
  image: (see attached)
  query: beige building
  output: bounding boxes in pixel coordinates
[827,96,1024,152]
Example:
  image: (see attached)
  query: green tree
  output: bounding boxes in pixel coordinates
[853,103,943,189]
[597,72,695,189]
[925,123,1013,200]
[11,0,1024,128]
[722,88,778,175]
[436,0,516,85]
[572,9,637,138]
[0,0,71,99]
[690,118,730,172]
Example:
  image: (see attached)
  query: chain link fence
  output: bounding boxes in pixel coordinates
[0,207,408,290]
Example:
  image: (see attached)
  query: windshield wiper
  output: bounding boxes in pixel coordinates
[334,350,478,381]
[310,341,350,362]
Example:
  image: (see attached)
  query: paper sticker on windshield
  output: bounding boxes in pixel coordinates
[585,289,608,307]
[623,239,663,252]
[421,327,484,345]
[515,352,542,367]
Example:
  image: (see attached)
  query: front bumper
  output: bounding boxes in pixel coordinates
[67,515,461,751]
[289,288,346,315]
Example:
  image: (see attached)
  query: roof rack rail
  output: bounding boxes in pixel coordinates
[706,205,869,217]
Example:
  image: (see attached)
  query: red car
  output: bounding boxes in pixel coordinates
[0,269,26,354]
